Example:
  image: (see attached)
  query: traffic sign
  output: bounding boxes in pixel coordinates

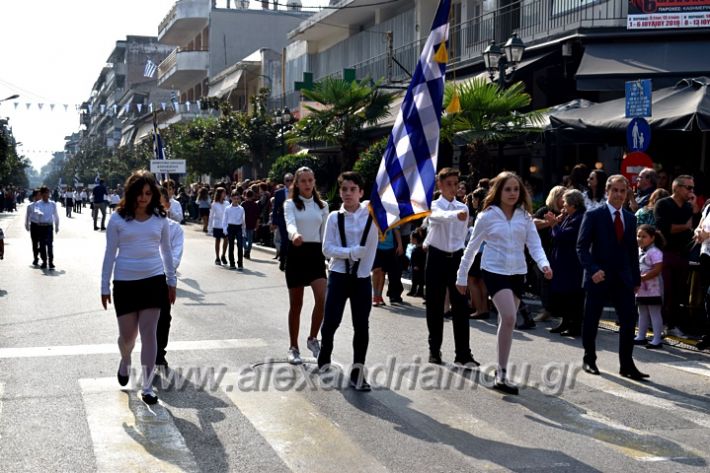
[626,117,651,152]
[621,151,653,184]
[625,79,652,118]
[150,159,186,174]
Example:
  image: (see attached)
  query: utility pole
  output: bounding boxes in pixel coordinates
[386,32,393,84]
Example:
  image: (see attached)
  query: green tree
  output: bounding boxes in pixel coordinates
[353,137,388,196]
[268,153,327,184]
[239,89,279,179]
[288,77,396,173]
[442,78,546,179]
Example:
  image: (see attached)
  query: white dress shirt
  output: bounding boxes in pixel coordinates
[160,219,184,270]
[423,196,468,252]
[25,201,39,229]
[222,203,245,232]
[33,200,60,230]
[322,202,379,278]
[207,201,227,233]
[169,198,183,222]
[456,206,549,286]
[285,196,329,243]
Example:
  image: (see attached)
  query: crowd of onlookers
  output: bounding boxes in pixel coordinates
[0,186,26,212]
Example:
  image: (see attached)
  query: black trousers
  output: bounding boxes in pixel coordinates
[319,272,372,366]
[65,199,73,217]
[425,246,471,358]
[36,225,54,264]
[582,279,637,370]
[157,292,172,363]
[553,289,585,330]
[29,222,40,262]
[227,224,244,266]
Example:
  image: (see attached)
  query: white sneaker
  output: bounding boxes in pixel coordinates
[307,338,321,358]
[665,327,687,338]
[287,347,303,365]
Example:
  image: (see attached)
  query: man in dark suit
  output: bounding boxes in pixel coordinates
[577,174,649,380]
[271,173,293,271]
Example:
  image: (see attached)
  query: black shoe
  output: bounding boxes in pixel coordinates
[619,368,650,380]
[141,390,159,405]
[470,312,490,320]
[406,291,416,296]
[428,351,443,364]
[279,261,286,271]
[155,358,169,370]
[215,258,221,265]
[583,362,600,375]
[49,262,55,270]
[101,227,106,231]
[389,297,404,304]
[229,264,236,269]
[94,226,99,231]
[645,342,663,350]
[221,256,228,265]
[443,311,453,319]
[517,319,536,330]
[237,265,244,271]
[117,370,129,387]
[40,262,47,269]
[696,338,710,351]
[245,253,251,259]
[453,355,481,369]
[633,338,648,346]
[560,329,581,337]
[493,380,519,395]
[349,372,371,392]
[549,323,569,334]
[32,259,38,266]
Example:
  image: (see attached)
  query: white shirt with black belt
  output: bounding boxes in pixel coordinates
[423,196,468,253]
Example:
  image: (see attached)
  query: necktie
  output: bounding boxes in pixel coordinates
[614,210,624,242]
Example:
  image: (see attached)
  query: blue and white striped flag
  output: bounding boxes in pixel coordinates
[144,59,157,78]
[370,0,450,235]
[94,172,100,185]
[153,112,167,181]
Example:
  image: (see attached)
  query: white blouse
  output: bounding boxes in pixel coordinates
[456,206,549,286]
[207,201,227,233]
[285,196,329,243]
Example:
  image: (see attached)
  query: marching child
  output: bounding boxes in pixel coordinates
[156,186,185,369]
[318,171,379,391]
[634,224,664,349]
[222,190,246,270]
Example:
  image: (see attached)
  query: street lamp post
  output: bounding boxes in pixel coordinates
[273,107,292,156]
[482,33,526,89]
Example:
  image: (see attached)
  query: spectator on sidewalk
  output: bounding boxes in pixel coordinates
[242,189,260,259]
[92,179,108,231]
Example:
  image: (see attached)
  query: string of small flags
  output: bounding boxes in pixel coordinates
[0,100,216,116]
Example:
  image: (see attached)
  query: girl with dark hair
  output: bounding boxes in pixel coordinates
[284,167,329,365]
[585,169,608,211]
[101,170,176,405]
[634,224,665,349]
[208,187,228,265]
[197,186,211,232]
[456,172,552,395]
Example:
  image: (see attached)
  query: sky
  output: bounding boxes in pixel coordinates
[0,0,326,172]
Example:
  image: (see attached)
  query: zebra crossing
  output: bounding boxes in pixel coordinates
[35,358,705,472]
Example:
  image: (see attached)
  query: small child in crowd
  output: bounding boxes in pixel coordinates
[406,228,426,298]
[634,224,665,349]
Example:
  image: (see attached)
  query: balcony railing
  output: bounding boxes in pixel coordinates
[159,0,211,38]
[157,46,209,79]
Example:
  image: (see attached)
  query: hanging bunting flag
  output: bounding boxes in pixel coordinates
[13,102,19,110]
[370,0,451,235]
[49,104,55,111]
[100,104,106,113]
[185,101,191,111]
[63,104,68,112]
[137,103,143,113]
[25,103,31,110]
[161,102,166,111]
[37,103,44,110]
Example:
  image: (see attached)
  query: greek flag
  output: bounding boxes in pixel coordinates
[153,113,167,181]
[144,59,157,78]
[370,0,450,235]
[94,172,100,185]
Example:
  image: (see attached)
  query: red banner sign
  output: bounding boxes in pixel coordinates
[628,0,710,28]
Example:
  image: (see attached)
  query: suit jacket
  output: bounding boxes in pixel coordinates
[271,187,288,229]
[550,210,584,293]
[576,205,641,290]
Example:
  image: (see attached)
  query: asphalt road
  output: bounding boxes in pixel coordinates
[0,203,709,473]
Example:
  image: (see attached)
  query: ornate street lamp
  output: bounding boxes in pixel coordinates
[483,33,526,88]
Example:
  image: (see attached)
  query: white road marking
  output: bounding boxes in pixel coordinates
[662,360,710,379]
[0,338,267,359]
[221,372,389,473]
[80,377,199,473]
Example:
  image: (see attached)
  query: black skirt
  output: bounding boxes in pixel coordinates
[482,270,525,298]
[468,252,483,278]
[113,274,168,317]
[285,242,326,289]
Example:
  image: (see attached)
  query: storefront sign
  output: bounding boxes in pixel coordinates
[628,0,710,29]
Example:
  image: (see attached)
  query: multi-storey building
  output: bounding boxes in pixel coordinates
[282,0,710,177]
[84,36,175,148]
[156,0,311,122]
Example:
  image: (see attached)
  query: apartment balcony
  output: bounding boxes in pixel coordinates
[158,0,210,45]
[157,47,209,90]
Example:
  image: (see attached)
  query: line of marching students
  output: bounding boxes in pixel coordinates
[98,165,707,406]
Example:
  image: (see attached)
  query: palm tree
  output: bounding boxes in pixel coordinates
[288,76,396,173]
[442,77,546,179]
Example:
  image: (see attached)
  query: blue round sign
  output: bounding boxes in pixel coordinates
[627,117,651,152]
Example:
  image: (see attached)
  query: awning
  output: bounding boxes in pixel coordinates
[576,42,710,91]
[208,68,245,99]
[133,122,154,145]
